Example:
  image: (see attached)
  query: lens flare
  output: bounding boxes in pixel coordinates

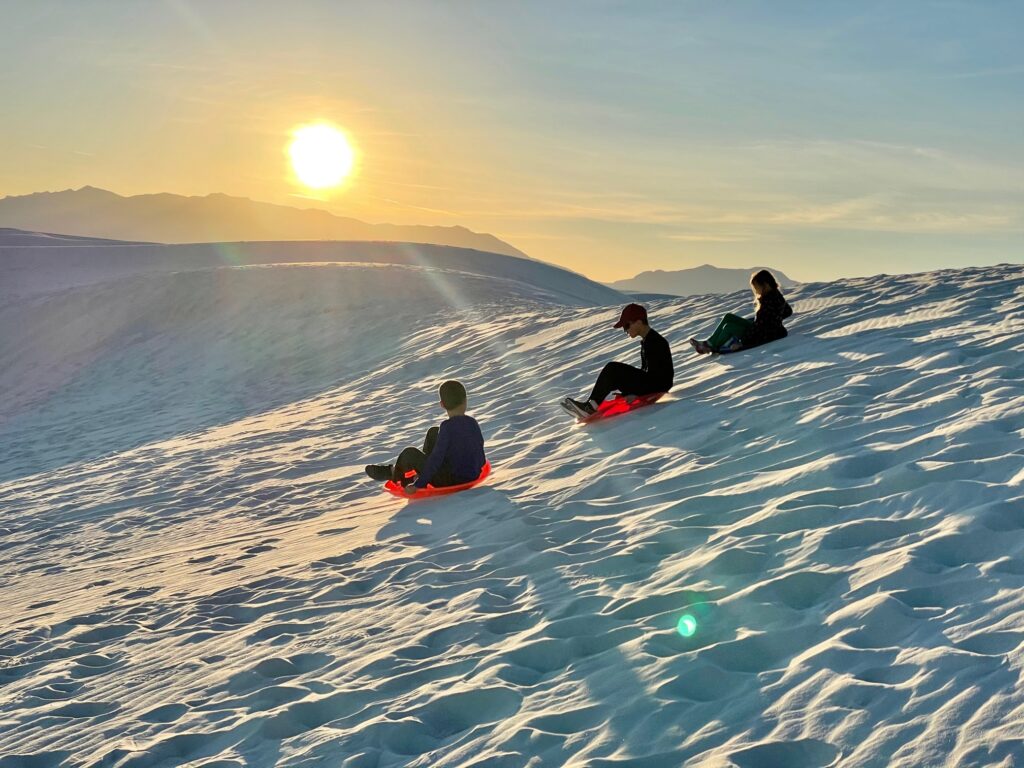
[677,614,697,638]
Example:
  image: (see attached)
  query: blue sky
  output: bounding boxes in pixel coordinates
[2,0,1022,281]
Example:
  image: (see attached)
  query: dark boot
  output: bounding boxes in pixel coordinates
[365,464,394,482]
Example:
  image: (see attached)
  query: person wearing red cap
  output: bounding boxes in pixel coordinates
[562,303,674,418]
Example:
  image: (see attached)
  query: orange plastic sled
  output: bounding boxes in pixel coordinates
[578,392,667,424]
[384,461,491,499]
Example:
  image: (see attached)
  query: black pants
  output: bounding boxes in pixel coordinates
[587,362,667,405]
[393,427,457,487]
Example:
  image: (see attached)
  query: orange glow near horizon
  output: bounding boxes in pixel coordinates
[287,123,356,191]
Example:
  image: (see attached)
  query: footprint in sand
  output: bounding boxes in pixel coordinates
[954,631,1024,656]
[70,623,137,645]
[978,500,1024,532]
[483,610,541,636]
[260,689,371,740]
[507,638,572,675]
[426,687,522,736]
[699,627,811,674]
[0,750,72,768]
[727,738,839,768]
[656,663,749,702]
[46,700,119,719]
[913,530,1003,569]
[138,702,190,723]
[819,518,924,550]
[750,569,846,611]
[69,653,122,679]
[247,621,326,644]
[223,652,334,696]
[524,703,607,734]
[854,663,918,685]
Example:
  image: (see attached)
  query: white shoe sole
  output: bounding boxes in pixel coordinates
[562,400,594,420]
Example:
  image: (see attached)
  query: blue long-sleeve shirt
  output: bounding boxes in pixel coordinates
[415,414,487,488]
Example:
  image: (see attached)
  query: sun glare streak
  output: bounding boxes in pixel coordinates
[288,123,355,190]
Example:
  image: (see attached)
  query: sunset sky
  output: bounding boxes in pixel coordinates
[3,1,1023,282]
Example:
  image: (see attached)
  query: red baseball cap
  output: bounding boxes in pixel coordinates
[613,303,648,328]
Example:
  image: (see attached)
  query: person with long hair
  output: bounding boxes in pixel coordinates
[690,269,793,354]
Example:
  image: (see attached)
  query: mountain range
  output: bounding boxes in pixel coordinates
[0,186,527,258]
[609,264,795,297]
[0,188,796,297]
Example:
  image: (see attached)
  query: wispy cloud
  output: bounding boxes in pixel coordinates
[499,232,586,242]
[663,232,758,242]
[365,195,461,217]
[436,193,1021,235]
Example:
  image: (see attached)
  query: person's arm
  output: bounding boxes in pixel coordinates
[649,335,672,378]
[414,421,451,488]
[752,298,771,327]
[742,294,784,349]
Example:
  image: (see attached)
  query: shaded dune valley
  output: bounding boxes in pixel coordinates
[2,242,1024,767]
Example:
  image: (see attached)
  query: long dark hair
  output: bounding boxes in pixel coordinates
[750,269,780,309]
[750,269,779,291]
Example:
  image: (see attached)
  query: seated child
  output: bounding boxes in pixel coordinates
[690,269,793,354]
[562,303,674,418]
[365,380,486,496]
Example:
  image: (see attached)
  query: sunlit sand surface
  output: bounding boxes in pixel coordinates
[1,249,1023,766]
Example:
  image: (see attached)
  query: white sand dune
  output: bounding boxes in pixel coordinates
[1,259,1023,767]
[0,232,616,305]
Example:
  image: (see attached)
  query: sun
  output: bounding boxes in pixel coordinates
[288,123,355,190]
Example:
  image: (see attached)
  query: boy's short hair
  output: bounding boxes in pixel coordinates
[439,380,467,410]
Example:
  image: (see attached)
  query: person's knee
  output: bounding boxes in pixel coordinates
[422,426,440,454]
[397,447,420,464]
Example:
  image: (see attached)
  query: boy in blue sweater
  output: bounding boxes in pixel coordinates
[365,380,486,496]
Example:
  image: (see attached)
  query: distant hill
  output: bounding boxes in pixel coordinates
[0,186,527,258]
[609,264,796,296]
[0,227,150,247]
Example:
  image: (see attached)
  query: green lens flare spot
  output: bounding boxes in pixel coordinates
[677,614,697,638]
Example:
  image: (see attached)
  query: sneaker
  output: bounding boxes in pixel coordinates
[689,338,711,354]
[564,398,597,418]
[365,463,394,482]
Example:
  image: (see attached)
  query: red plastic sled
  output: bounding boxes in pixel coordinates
[578,392,667,424]
[384,461,491,499]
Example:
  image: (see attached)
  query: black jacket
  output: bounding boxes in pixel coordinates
[742,290,793,349]
[641,328,674,388]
